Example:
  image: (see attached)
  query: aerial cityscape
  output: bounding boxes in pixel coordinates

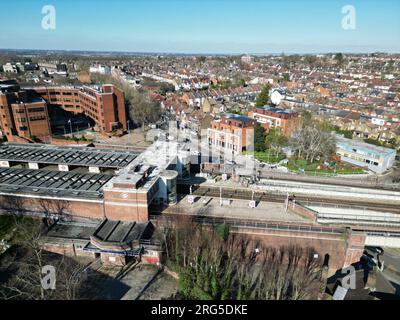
[0,0,400,307]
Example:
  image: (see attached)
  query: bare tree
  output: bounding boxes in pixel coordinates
[0,215,85,300]
[290,120,336,163]
[163,219,324,300]
[128,89,161,131]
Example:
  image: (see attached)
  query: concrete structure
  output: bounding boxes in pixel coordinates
[336,135,396,173]
[207,114,255,155]
[2,63,19,73]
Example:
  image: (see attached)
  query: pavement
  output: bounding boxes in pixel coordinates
[169,195,307,223]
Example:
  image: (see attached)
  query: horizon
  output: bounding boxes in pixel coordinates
[1,48,399,57]
[1,0,399,54]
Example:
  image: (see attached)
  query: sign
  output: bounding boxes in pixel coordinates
[249,200,256,208]
[188,195,194,204]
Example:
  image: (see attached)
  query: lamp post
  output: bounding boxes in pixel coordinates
[68,119,73,136]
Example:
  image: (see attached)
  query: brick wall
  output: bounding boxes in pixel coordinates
[288,201,318,221]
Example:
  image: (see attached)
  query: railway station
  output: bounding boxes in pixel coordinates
[0,139,399,271]
[0,140,190,222]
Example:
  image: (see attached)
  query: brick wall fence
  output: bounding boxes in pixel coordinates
[288,200,318,221]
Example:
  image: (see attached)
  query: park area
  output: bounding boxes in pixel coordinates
[286,158,366,176]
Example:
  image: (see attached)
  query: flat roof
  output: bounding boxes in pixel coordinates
[0,143,137,168]
[93,219,151,244]
[336,135,397,157]
[0,167,112,199]
[46,221,101,240]
[103,140,188,193]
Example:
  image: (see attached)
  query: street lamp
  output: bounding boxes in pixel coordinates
[68,119,73,136]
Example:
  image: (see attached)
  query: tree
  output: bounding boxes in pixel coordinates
[255,84,271,107]
[290,120,337,163]
[128,90,161,131]
[254,124,266,152]
[265,127,288,157]
[0,216,86,300]
[159,83,175,96]
[238,79,246,87]
[334,53,344,66]
[163,217,324,300]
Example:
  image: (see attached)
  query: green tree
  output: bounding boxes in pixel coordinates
[334,53,344,66]
[238,78,246,87]
[265,127,288,156]
[254,124,266,152]
[215,224,230,241]
[255,84,271,107]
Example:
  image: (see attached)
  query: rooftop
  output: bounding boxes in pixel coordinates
[336,135,397,157]
[0,143,137,168]
[256,105,295,115]
[0,168,112,200]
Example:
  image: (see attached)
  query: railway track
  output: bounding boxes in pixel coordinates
[177,184,400,213]
[258,173,400,191]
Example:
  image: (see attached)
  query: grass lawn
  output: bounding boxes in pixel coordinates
[287,159,365,176]
[243,150,286,164]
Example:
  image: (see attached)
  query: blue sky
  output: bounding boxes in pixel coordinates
[0,0,399,54]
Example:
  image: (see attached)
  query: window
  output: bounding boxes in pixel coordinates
[29,116,46,121]
[28,107,45,113]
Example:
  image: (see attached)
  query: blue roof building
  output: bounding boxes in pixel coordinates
[336,135,396,174]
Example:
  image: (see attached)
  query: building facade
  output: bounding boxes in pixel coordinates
[0,80,51,141]
[0,80,127,142]
[336,135,396,173]
[248,105,301,137]
[207,114,255,155]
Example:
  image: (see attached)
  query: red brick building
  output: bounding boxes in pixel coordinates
[248,105,300,137]
[32,84,127,133]
[207,114,255,154]
[0,80,51,141]
[0,80,127,142]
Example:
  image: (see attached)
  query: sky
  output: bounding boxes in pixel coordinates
[0,0,399,54]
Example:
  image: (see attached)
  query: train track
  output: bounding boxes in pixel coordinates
[258,173,400,191]
[177,184,400,213]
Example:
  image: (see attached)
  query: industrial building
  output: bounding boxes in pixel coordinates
[336,135,396,173]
